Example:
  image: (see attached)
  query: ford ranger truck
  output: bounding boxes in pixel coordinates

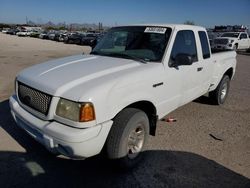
[9,24,237,168]
[214,32,250,51]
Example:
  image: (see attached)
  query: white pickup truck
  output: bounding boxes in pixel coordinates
[213,32,250,51]
[10,24,236,168]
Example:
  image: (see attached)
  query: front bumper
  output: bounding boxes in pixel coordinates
[9,95,113,158]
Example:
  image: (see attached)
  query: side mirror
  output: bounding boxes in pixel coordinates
[170,53,193,67]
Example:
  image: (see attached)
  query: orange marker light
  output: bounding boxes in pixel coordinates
[79,103,95,122]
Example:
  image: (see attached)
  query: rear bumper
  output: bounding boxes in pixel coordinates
[9,95,113,158]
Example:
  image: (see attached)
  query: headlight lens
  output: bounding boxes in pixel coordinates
[56,98,95,122]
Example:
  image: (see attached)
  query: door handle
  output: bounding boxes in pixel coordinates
[197,67,203,72]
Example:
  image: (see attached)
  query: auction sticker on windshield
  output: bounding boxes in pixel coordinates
[144,27,167,34]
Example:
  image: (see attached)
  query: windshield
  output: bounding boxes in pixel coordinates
[221,33,239,38]
[92,26,172,62]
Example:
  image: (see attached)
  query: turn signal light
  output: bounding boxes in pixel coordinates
[79,103,95,122]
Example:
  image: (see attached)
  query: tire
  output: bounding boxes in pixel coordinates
[106,108,149,169]
[209,75,230,105]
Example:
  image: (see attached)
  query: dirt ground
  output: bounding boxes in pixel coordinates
[0,33,249,188]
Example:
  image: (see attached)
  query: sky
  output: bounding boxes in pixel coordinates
[0,0,249,28]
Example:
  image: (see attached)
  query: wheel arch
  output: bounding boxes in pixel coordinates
[224,67,234,79]
[113,100,158,136]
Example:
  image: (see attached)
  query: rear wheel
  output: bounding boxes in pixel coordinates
[106,108,149,169]
[209,75,230,105]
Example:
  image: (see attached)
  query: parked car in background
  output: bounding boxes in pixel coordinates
[214,32,250,51]
[39,32,49,39]
[30,31,41,38]
[16,30,31,37]
[48,32,56,40]
[58,33,68,42]
[1,28,10,33]
[47,31,62,41]
[208,32,221,50]
[6,28,20,35]
[64,33,84,44]
[208,32,216,49]
[81,33,98,47]
[53,32,62,41]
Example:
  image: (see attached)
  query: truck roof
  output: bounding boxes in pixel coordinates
[116,23,206,31]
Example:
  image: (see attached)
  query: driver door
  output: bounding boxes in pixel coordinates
[169,30,202,105]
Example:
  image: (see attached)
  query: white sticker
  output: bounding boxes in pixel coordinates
[144,27,167,34]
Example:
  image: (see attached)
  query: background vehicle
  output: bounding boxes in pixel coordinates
[16,30,31,37]
[1,28,10,33]
[53,32,63,41]
[208,32,221,50]
[29,31,41,38]
[39,32,49,39]
[81,33,98,47]
[9,24,237,169]
[6,28,20,35]
[64,33,84,44]
[58,33,68,42]
[48,32,56,40]
[214,32,250,51]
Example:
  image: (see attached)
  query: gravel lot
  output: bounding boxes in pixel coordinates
[0,33,249,188]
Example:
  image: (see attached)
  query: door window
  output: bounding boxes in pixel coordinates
[169,30,198,66]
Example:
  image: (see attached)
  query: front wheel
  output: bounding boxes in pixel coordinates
[106,108,149,169]
[209,75,230,105]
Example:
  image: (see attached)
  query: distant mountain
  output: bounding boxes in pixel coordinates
[38,21,108,30]
[1,20,109,31]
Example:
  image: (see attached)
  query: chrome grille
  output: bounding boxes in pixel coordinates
[214,38,228,45]
[18,82,52,115]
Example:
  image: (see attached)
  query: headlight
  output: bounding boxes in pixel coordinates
[56,98,95,122]
[230,40,234,43]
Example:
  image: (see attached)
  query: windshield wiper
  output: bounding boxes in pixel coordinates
[107,53,148,64]
[91,51,148,64]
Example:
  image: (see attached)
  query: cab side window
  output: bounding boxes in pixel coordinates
[198,31,211,59]
[169,30,198,66]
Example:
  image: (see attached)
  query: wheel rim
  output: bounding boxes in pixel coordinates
[220,82,228,101]
[127,123,145,159]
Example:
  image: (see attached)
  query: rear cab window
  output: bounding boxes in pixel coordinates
[198,31,211,59]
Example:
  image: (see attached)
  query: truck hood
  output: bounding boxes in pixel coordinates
[17,55,140,99]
